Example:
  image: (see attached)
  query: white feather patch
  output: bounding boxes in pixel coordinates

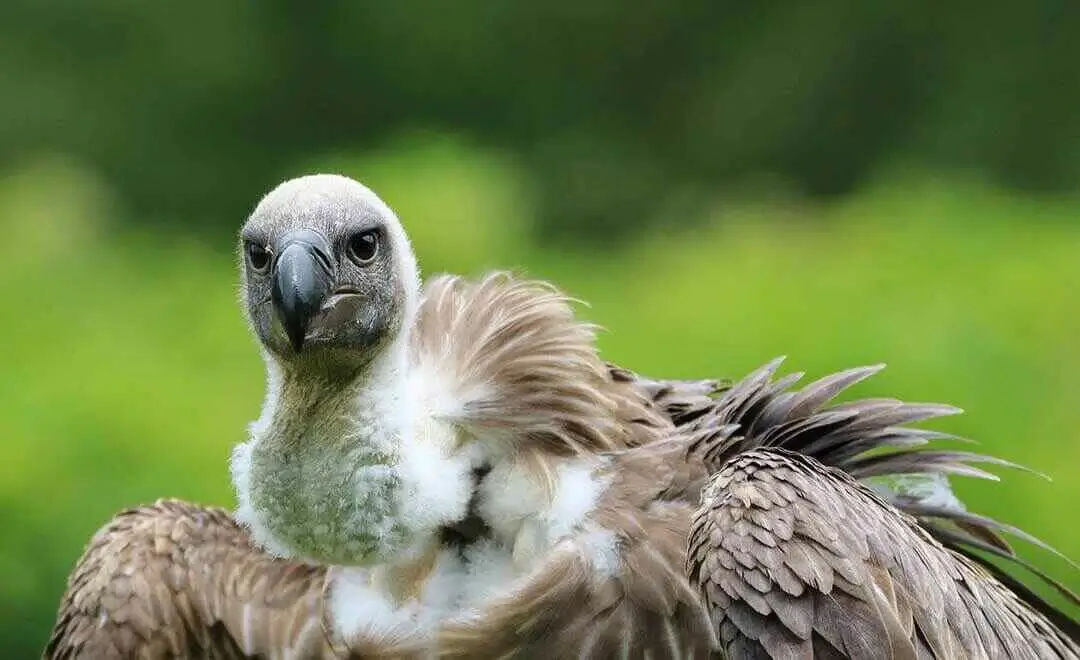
[477,456,612,569]
[329,567,424,644]
[576,527,621,579]
[459,539,521,607]
[329,548,484,646]
[395,417,475,539]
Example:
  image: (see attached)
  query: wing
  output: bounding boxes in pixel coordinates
[686,358,1080,659]
[688,449,1080,659]
[45,499,335,659]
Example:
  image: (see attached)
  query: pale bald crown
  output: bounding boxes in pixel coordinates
[239,174,420,370]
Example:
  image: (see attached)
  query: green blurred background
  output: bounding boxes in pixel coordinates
[3,2,1080,655]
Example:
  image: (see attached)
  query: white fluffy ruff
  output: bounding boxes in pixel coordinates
[230,348,478,566]
[329,540,520,645]
[478,456,614,568]
[328,454,622,641]
[240,367,623,645]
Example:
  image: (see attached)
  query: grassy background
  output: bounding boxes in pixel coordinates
[3,138,1079,654]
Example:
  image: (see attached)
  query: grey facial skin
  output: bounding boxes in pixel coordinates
[238,187,407,375]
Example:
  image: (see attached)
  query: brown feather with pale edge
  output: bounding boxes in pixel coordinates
[685,359,1080,659]
[411,274,725,657]
[44,499,334,659]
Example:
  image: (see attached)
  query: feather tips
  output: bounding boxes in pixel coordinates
[411,272,671,470]
[688,450,1080,659]
[687,358,1080,658]
[43,499,418,659]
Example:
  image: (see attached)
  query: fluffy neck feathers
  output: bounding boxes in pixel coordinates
[233,335,415,565]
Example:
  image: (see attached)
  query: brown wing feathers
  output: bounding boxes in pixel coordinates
[45,499,331,659]
[687,357,1080,658]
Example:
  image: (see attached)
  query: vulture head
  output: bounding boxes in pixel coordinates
[230,175,476,570]
[239,173,420,373]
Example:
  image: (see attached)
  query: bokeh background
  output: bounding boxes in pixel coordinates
[3,2,1080,655]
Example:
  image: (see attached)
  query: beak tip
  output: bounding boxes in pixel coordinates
[276,297,315,353]
[286,328,306,353]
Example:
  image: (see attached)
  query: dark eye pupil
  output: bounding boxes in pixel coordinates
[348,231,379,263]
[247,243,270,271]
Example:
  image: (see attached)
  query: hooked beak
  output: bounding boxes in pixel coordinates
[271,229,334,352]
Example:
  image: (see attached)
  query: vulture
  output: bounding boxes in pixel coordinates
[46,174,1080,659]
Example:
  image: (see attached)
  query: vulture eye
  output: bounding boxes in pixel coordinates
[347,229,380,265]
[246,242,271,274]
